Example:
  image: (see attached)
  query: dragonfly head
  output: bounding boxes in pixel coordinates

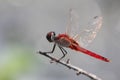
[46,31,56,42]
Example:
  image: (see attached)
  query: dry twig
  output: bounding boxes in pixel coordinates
[38,51,102,80]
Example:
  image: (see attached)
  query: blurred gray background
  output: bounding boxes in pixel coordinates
[0,0,119,80]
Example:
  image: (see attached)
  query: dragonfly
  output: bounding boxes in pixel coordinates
[40,9,110,62]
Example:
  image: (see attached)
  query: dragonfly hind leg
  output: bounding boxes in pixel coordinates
[58,46,67,61]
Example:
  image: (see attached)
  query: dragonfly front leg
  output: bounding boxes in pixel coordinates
[39,43,56,54]
[58,46,67,61]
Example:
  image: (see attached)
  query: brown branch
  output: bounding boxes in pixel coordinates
[38,51,102,80]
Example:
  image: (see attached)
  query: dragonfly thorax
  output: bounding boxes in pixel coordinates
[46,31,56,42]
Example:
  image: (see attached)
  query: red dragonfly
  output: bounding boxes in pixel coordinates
[40,9,110,62]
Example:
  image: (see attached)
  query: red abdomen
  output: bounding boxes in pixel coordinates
[69,44,110,62]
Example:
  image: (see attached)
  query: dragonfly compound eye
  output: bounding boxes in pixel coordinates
[46,31,55,42]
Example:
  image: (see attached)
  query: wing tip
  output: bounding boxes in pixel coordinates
[94,16,103,20]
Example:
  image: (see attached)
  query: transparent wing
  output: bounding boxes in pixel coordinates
[65,9,102,47]
[74,16,103,47]
[65,9,80,37]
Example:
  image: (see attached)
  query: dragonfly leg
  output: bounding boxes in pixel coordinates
[58,46,67,60]
[39,43,56,54]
